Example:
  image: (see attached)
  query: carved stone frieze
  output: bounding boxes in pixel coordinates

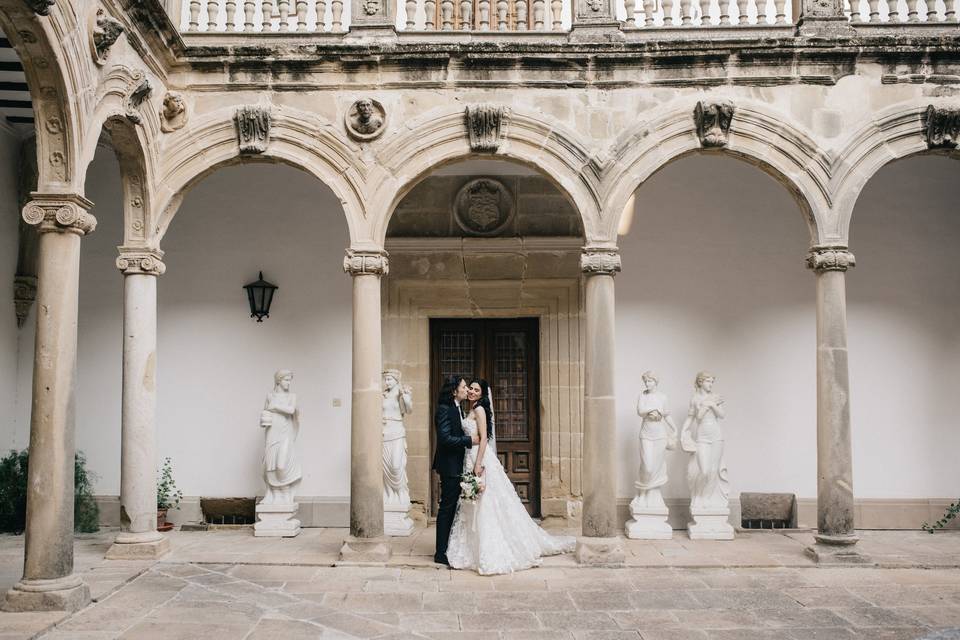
[235,106,271,154]
[160,92,187,132]
[802,0,844,17]
[345,99,386,141]
[343,250,389,276]
[24,0,56,15]
[116,248,166,276]
[465,104,508,153]
[805,246,856,273]
[125,75,152,124]
[91,8,125,65]
[924,105,960,149]
[22,195,97,236]
[581,249,621,276]
[13,275,37,328]
[694,101,734,148]
[453,178,514,236]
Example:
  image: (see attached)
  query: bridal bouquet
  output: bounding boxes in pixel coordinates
[459,472,484,502]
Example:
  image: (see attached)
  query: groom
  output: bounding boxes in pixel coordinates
[432,375,478,566]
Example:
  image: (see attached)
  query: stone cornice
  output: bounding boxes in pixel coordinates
[116,248,167,276]
[344,250,390,276]
[581,248,621,276]
[22,194,97,237]
[806,245,856,273]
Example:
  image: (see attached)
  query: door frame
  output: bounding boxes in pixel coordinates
[428,317,542,517]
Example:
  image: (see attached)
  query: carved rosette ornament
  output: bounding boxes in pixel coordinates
[13,275,37,328]
[116,248,166,276]
[24,0,56,15]
[22,195,97,236]
[924,105,960,149]
[91,8,125,65]
[343,250,389,276]
[581,249,622,276]
[235,106,271,154]
[694,101,734,148]
[465,104,508,153]
[805,246,856,273]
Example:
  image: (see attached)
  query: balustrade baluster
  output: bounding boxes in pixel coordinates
[295,0,307,28]
[516,0,528,28]
[551,0,562,28]
[642,0,655,25]
[243,0,256,30]
[424,0,436,27]
[662,0,674,24]
[773,0,786,21]
[848,0,861,20]
[497,0,509,27]
[262,0,274,29]
[925,0,938,20]
[405,0,417,27]
[206,0,219,30]
[757,0,768,23]
[946,0,956,21]
[625,0,637,26]
[907,0,920,19]
[225,0,237,29]
[189,0,202,29]
[679,0,693,23]
[479,0,491,28]
[734,0,748,23]
[866,0,880,19]
[460,0,473,28]
[441,0,454,28]
[277,0,290,30]
[315,0,327,29]
[719,0,731,24]
[331,0,343,28]
[533,0,545,27]
[886,0,899,20]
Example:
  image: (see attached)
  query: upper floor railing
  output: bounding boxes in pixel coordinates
[169,0,958,34]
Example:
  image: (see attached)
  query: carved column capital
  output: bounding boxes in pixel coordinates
[343,249,389,276]
[806,245,856,273]
[580,248,621,276]
[116,248,166,276]
[22,194,97,236]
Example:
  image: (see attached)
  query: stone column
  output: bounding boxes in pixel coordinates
[575,248,625,566]
[805,245,865,564]
[342,250,389,550]
[105,249,170,560]
[3,194,95,612]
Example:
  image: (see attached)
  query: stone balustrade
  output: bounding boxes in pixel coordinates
[845,0,956,22]
[620,0,794,27]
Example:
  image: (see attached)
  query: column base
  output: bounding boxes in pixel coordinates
[806,533,871,565]
[625,507,673,540]
[688,508,735,540]
[337,537,392,565]
[254,503,302,537]
[105,532,170,559]
[575,537,625,567]
[2,575,90,612]
[384,506,415,537]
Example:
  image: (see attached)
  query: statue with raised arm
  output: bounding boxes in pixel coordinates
[680,371,734,539]
[382,370,415,536]
[255,369,302,537]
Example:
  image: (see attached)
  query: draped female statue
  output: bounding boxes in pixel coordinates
[382,370,415,535]
[260,369,302,505]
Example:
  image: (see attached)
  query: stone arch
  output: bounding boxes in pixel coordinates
[153,106,368,248]
[831,102,960,243]
[602,100,830,246]
[0,0,92,191]
[368,105,602,246]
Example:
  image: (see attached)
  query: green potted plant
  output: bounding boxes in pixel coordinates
[156,457,183,532]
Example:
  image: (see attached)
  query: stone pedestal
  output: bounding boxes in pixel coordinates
[384,503,414,536]
[105,533,170,559]
[688,508,735,540]
[254,503,301,537]
[574,536,625,567]
[806,533,870,565]
[625,502,672,540]
[337,537,392,565]
[3,576,91,613]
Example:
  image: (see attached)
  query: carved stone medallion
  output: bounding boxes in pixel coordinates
[453,178,514,236]
[235,105,271,154]
[160,92,187,132]
[91,8,125,65]
[465,104,508,153]
[924,105,960,149]
[694,101,734,148]
[345,99,386,141]
[125,75,152,124]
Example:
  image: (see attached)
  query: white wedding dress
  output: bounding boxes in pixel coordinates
[446,415,576,575]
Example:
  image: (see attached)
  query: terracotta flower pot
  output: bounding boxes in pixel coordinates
[157,508,169,531]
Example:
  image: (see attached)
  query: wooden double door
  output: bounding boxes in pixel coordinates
[430,318,541,517]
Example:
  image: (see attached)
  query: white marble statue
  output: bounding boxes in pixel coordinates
[680,371,734,540]
[382,369,415,536]
[255,369,302,537]
[626,371,678,539]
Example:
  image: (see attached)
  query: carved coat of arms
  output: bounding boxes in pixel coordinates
[454,178,514,236]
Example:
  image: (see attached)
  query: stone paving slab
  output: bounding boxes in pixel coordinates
[1,529,959,639]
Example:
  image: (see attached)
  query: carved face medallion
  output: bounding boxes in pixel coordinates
[454,178,514,236]
[694,101,734,148]
[345,99,386,141]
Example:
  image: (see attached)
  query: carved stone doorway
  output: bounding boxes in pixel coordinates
[429,318,541,517]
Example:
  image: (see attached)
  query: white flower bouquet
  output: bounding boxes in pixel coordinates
[459,472,484,502]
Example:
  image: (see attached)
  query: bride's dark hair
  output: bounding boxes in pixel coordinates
[469,378,495,439]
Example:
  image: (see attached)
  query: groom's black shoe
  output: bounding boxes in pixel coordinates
[433,555,449,566]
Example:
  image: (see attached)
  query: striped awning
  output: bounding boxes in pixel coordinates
[0,27,33,133]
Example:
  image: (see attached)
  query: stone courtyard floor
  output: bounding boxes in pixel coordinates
[2,527,960,640]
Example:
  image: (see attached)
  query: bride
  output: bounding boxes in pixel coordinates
[446,379,575,575]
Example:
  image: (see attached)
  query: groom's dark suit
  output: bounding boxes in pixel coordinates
[432,401,472,564]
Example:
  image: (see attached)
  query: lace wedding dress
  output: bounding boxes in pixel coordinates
[446,415,576,575]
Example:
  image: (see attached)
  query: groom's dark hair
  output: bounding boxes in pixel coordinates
[437,375,463,407]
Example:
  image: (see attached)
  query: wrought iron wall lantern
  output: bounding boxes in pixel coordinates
[243,271,278,322]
